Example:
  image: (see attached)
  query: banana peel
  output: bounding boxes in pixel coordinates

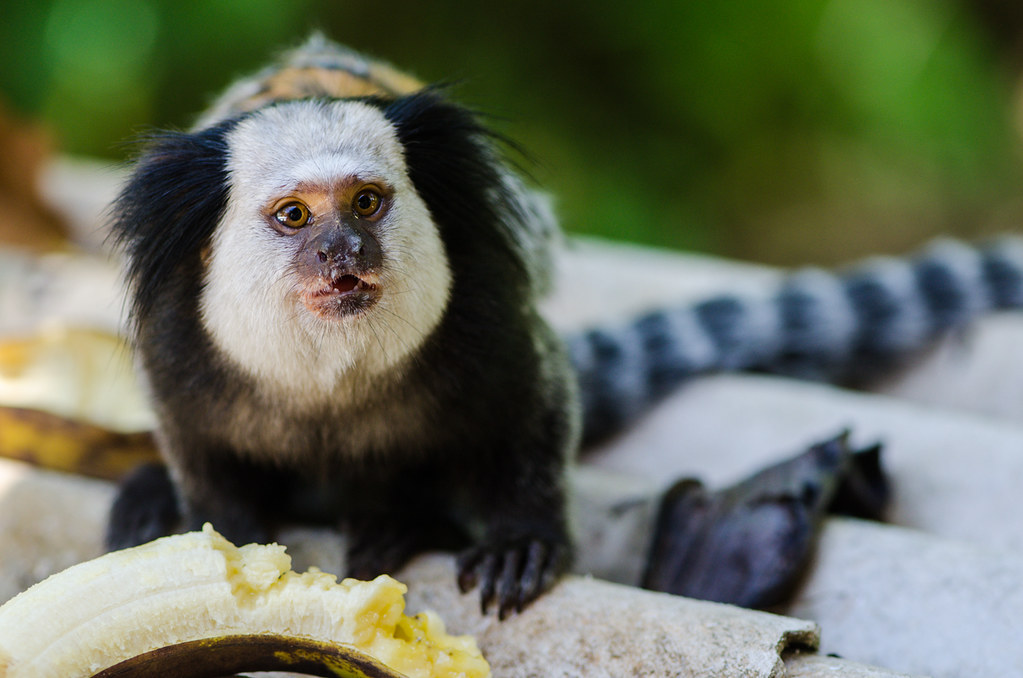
[0,406,157,480]
[93,634,406,677]
[0,525,491,678]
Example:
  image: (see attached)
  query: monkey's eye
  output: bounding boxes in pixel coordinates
[353,189,382,217]
[275,202,311,228]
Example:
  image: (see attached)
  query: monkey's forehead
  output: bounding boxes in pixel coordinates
[225,99,409,193]
[196,37,422,130]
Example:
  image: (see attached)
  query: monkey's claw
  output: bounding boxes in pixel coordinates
[457,537,568,619]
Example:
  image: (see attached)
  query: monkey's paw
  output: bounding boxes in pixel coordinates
[346,516,470,581]
[456,535,569,619]
[106,463,180,550]
[346,531,425,581]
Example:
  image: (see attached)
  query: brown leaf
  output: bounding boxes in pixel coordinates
[0,99,68,249]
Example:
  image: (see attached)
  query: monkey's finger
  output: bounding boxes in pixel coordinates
[476,552,500,615]
[516,539,550,612]
[496,547,525,620]
[456,548,483,593]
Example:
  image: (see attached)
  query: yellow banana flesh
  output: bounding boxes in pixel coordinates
[0,525,490,678]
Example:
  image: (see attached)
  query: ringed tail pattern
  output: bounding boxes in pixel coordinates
[566,237,1023,445]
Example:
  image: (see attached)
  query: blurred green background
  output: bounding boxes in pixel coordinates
[2,0,1023,265]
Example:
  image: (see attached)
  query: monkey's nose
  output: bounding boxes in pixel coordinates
[314,223,381,272]
[317,237,363,263]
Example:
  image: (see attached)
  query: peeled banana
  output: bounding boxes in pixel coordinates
[0,525,490,678]
[0,328,154,434]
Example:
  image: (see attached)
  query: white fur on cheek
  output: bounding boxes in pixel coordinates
[198,101,452,403]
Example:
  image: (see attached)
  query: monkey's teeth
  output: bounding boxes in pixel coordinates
[332,275,360,293]
[326,275,377,295]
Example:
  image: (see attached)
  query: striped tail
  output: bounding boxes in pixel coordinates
[565,237,1023,445]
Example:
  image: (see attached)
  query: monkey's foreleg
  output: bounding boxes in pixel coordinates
[342,475,472,581]
[106,462,180,550]
[172,453,275,547]
[455,448,573,619]
[457,525,572,620]
[345,510,471,582]
[107,445,274,551]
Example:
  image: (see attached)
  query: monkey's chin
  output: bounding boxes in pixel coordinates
[300,275,380,320]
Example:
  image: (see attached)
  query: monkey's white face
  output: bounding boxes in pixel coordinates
[199,100,452,401]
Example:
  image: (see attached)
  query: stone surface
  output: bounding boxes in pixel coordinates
[788,518,1023,677]
[401,555,818,678]
[0,461,826,678]
[0,462,111,600]
[784,652,922,678]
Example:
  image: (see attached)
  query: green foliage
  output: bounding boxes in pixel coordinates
[1,0,1019,263]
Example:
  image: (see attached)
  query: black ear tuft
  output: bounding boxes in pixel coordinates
[110,120,237,328]
[379,91,534,290]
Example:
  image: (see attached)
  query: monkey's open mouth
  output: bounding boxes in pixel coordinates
[302,273,380,318]
[320,274,375,296]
